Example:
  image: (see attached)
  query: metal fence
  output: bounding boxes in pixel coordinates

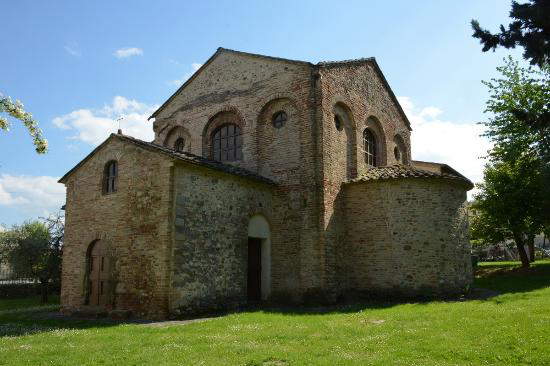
[0,266,37,285]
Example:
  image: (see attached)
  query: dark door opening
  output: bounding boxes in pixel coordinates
[247,238,262,302]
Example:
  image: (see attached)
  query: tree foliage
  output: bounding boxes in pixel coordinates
[472,157,545,267]
[473,57,549,268]
[0,215,63,302]
[0,95,48,154]
[470,204,507,248]
[481,57,550,162]
[471,0,550,67]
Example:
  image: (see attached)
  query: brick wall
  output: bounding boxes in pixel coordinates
[153,50,326,301]
[316,61,413,297]
[61,137,174,319]
[61,50,473,318]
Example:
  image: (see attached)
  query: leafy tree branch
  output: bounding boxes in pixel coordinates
[0,95,48,154]
[471,0,550,67]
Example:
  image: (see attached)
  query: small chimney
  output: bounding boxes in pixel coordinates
[117,129,123,135]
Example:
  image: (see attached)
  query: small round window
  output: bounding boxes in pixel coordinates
[394,146,401,162]
[334,115,343,131]
[174,137,185,152]
[272,111,287,129]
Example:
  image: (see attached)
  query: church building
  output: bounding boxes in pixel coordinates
[59,48,473,319]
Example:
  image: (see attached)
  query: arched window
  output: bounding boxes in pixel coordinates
[103,161,117,194]
[174,137,185,152]
[363,129,377,167]
[334,114,343,131]
[212,124,242,162]
[272,111,287,129]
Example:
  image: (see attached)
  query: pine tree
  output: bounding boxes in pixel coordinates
[471,0,550,67]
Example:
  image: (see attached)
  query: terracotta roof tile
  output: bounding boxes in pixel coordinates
[346,164,473,189]
[59,133,275,185]
[116,134,276,185]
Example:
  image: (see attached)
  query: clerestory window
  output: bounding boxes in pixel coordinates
[103,160,118,194]
[211,124,242,162]
[363,129,377,167]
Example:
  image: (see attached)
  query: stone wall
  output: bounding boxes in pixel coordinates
[153,50,326,302]
[60,137,174,319]
[151,52,424,303]
[343,177,472,297]
[170,164,273,315]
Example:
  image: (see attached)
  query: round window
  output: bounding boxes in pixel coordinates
[394,146,401,162]
[272,111,287,128]
[334,115,343,131]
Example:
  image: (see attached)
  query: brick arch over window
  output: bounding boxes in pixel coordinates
[163,126,191,152]
[202,109,245,160]
[393,133,409,164]
[333,102,358,179]
[256,97,300,180]
[360,116,387,169]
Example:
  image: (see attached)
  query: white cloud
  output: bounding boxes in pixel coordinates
[170,63,203,86]
[64,43,81,57]
[53,96,158,145]
[113,47,143,59]
[0,174,65,218]
[398,96,491,187]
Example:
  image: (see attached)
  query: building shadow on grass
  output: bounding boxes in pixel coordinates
[473,260,550,295]
[258,260,550,316]
[2,261,548,335]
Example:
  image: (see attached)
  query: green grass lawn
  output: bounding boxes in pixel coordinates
[0,295,59,312]
[1,261,549,365]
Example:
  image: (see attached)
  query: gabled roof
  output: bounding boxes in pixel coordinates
[149,48,412,130]
[317,57,412,131]
[346,164,473,190]
[149,48,310,120]
[58,133,275,185]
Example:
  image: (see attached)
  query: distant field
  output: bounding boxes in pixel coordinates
[0,261,549,365]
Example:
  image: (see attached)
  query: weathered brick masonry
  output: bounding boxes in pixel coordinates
[59,48,473,318]
[60,137,174,318]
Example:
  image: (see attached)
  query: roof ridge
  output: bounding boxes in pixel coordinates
[59,133,275,185]
[217,47,312,66]
[115,134,276,184]
[219,48,378,67]
[149,48,411,131]
[316,57,376,66]
[347,164,473,189]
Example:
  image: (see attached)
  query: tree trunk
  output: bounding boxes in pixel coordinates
[513,233,530,268]
[527,234,535,262]
[40,280,48,304]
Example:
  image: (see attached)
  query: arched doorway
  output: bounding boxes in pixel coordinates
[247,215,271,302]
[86,240,111,306]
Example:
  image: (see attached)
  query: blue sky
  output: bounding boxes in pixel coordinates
[0,0,525,226]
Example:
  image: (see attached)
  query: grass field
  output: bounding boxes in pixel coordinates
[0,261,549,365]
